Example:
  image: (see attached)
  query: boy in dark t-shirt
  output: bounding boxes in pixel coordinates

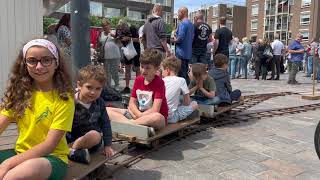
[107,49,168,130]
[214,17,233,57]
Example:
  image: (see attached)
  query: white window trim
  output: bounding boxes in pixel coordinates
[300,11,310,26]
[251,4,259,16]
[251,20,258,31]
[301,0,311,8]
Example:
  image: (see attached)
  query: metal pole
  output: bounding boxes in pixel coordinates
[71,0,91,72]
[313,48,316,96]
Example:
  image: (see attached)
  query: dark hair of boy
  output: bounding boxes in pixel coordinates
[139,49,164,67]
[161,56,181,74]
[214,54,229,68]
[78,65,107,86]
[191,63,207,80]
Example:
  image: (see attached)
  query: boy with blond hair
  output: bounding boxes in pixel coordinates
[161,57,198,123]
[107,49,168,129]
[67,65,114,164]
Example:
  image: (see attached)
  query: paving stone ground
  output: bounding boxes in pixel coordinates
[109,72,320,180]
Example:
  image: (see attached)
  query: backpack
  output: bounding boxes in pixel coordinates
[100,86,122,102]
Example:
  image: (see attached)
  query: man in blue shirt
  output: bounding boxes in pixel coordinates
[288,33,304,84]
[174,7,194,84]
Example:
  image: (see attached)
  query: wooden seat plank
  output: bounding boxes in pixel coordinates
[200,101,244,118]
[114,111,200,144]
[64,143,127,180]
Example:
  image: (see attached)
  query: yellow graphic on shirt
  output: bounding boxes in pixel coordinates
[36,107,52,124]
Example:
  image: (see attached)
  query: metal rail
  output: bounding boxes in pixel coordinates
[94,92,318,179]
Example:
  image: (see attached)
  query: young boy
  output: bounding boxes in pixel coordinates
[67,65,114,164]
[208,54,241,105]
[107,49,168,129]
[189,63,220,105]
[161,56,198,123]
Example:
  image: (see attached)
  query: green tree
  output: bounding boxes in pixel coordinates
[43,17,58,34]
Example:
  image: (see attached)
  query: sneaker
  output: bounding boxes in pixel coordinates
[121,87,131,94]
[68,149,90,164]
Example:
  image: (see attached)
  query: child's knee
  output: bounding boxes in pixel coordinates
[86,130,101,144]
[4,158,51,180]
[151,113,166,128]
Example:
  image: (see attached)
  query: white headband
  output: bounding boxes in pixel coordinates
[23,39,59,65]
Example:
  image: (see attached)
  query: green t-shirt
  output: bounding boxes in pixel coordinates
[189,76,216,97]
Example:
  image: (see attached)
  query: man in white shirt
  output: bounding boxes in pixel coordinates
[270,34,284,80]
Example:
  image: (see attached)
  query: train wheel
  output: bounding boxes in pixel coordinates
[314,121,320,159]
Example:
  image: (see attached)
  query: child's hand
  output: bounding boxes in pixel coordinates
[103,146,115,158]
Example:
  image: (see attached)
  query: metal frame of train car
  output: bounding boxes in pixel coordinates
[111,99,244,147]
[0,123,128,180]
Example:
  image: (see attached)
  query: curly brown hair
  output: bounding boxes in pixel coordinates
[77,64,106,86]
[139,49,164,67]
[0,41,73,119]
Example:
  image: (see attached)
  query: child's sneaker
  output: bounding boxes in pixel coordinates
[68,149,90,164]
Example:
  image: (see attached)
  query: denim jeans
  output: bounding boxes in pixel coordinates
[229,56,238,78]
[307,56,313,77]
[191,96,221,105]
[191,48,207,64]
[236,55,243,76]
[178,58,190,85]
[240,56,250,78]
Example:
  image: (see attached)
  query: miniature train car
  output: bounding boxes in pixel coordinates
[110,97,244,147]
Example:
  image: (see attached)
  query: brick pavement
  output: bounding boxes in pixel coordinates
[109,73,320,180]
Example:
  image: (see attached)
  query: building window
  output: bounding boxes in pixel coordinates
[301,0,311,7]
[300,31,309,41]
[300,12,310,25]
[212,6,219,17]
[226,20,233,31]
[251,4,259,16]
[152,0,170,6]
[104,7,121,18]
[90,2,103,17]
[251,20,258,31]
[129,0,145,2]
[212,21,218,32]
[163,12,172,23]
[128,10,146,21]
[226,6,233,17]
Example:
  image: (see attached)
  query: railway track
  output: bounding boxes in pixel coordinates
[94,91,319,179]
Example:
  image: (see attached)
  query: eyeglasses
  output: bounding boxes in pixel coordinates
[25,57,56,67]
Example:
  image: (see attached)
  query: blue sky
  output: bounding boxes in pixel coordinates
[174,0,246,13]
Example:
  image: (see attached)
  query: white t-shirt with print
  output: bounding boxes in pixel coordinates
[163,76,189,117]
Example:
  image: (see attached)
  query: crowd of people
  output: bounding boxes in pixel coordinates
[0,3,319,180]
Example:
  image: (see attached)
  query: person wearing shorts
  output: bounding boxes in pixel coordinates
[161,56,198,123]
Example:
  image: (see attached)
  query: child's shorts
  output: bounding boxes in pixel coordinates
[168,104,194,124]
[66,131,102,153]
[0,149,67,180]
